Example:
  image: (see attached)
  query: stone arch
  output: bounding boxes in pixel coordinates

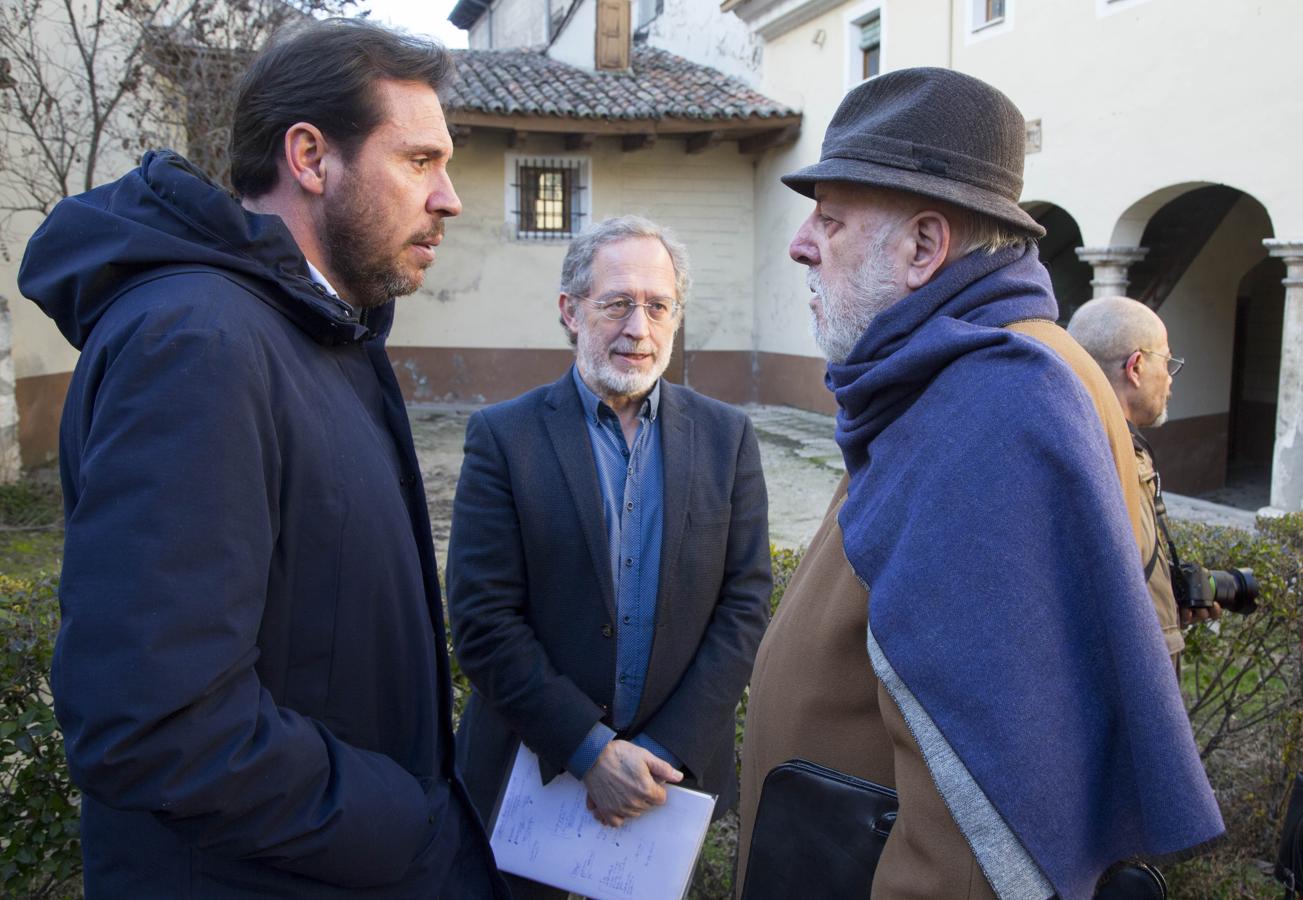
[1023,200,1092,323]
[1104,183,1277,503]
[1108,181,1223,248]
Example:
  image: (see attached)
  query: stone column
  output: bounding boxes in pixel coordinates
[0,295,20,484]
[1263,239,1303,513]
[1075,246,1149,298]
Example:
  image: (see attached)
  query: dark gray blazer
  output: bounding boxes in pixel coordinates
[447,370,771,824]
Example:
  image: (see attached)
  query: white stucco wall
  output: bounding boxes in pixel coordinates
[394,130,757,353]
[548,0,596,69]
[3,211,81,380]
[1158,196,1272,422]
[467,0,549,50]
[3,2,176,382]
[951,0,1303,242]
[640,0,763,87]
[744,0,1302,360]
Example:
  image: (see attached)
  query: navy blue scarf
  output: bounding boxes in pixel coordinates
[830,244,1223,899]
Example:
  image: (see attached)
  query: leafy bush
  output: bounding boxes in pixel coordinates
[4,506,1298,900]
[0,575,81,899]
[1166,512,1303,897]
[0,480,61,530]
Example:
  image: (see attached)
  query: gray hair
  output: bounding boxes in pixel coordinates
[871,186,1031,256]
[1066,296,1166,382]
[558,215,691,345]
[947,206,1034,256]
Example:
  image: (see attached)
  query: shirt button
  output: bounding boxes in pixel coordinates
[619,675,627,684]
[624,557,633,567]
[623,615,631,624]
[601,624,613,638]
[626,501,634,511]
[627,466,634,476]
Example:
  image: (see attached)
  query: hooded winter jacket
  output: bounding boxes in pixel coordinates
[19,151,499,898]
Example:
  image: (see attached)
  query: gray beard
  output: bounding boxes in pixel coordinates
[575,322,671,402]
[807,229,903,364]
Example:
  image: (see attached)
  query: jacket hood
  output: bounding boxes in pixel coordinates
[19,150,383,349]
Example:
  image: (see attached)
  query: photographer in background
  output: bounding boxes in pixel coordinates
[1069,297,1258,662]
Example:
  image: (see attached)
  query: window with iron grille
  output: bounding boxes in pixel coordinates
[510,156,588,240]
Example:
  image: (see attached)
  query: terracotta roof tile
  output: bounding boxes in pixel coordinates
[444,45,797,123]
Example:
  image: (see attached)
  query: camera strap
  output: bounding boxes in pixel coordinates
[1129,425,1183,572]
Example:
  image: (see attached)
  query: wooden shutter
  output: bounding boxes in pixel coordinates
[595,0,630,71]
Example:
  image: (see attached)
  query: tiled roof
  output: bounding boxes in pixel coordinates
[443,45,798,124]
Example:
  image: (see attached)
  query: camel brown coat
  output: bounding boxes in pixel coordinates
[738,319,1157,898]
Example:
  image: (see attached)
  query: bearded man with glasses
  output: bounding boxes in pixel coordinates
[1069,295,1213,669]
[447,215,771,899]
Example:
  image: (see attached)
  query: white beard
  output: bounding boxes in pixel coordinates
[576,322,671,400]
[807,227,903,364]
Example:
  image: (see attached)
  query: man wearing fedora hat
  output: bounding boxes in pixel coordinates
[738,68,1223,899]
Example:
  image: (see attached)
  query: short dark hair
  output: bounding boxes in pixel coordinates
[230,18,455,198]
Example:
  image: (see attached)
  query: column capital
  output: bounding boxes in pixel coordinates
[1265,239,1303,285]
[1074,246,1149,266]
[1076,247,1148,298]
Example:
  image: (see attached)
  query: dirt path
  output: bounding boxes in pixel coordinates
[409,402,847,569]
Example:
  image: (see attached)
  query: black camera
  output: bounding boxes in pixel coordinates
[1171,562,1259,615]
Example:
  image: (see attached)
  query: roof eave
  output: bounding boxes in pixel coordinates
[449,0,490,30]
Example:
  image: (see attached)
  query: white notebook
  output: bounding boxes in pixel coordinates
[488,743,716,900]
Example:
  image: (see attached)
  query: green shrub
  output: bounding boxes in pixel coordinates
[0,480,61,530]
[0,575,81,899]
[1166,512,1303,897]
[768,544,802,616]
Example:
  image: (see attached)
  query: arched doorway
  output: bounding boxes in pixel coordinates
[1110,185,1276,504]
[1219,256,1285,508]
[1023,201,1092,324]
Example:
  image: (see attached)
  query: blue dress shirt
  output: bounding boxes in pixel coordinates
[565,367,680,778]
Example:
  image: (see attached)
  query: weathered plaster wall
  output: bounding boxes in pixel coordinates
[1160,196,1273,421]
[467,0,549,49]
[394,129,757,355]
[951,0,1303,243]
[641,0,763,87]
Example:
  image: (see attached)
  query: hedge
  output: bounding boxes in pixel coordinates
[2,508,1300,899]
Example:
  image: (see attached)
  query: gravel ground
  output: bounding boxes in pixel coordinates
[408,400,1258,569]
[408,401,847,568]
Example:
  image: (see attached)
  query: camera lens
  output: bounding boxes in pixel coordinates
[1209,567,1259,614]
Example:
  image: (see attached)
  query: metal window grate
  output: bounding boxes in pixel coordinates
[512,158,587,240]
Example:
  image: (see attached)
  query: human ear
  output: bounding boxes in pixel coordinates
[283,123,329,196]
[1124,351,1144,388]
[558,293,581,335]
[902,210,952,291]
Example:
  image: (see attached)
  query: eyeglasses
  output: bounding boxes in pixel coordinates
[1134,348,1184,377]
[580,294,681,323]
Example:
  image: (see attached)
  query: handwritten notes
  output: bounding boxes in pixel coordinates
[489,744,715,900]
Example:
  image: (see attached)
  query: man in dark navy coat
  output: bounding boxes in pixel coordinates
[448,215,772,898]
[18,20,506,898]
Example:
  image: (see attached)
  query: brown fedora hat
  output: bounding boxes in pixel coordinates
[782,67,1045,238]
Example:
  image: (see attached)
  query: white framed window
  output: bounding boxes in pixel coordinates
[966,0,1012,43]
[505,155,591,241]
[858,14,881,81]
[843,1,884,89]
